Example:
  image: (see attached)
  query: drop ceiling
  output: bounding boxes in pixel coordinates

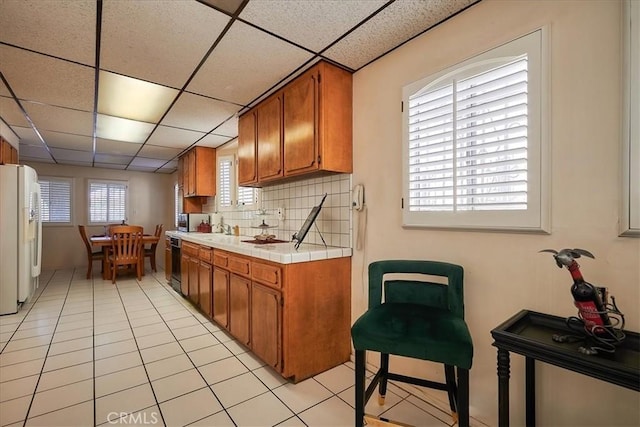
[0,0,478,173]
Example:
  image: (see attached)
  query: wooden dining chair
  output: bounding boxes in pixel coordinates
[108,225,144,284]
[78,225,104,279]
[144,224,163,272]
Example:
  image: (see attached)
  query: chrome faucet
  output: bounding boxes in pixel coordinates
[224,225,232,235]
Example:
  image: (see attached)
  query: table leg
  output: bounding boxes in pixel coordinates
[526,357,535,427]
[497,348,510,427]
[102,247,109,280]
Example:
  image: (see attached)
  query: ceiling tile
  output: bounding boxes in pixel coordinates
[23,102,93,137]
[324,0,476,70]
[0,79,11,97]
[187,20,313,105]
[211,115,238,138]
[96,138,141,156]
[95,153,133,165]
[94,162,127,170]
[0,96,30,127]
[146,126,205,149]
[0,0,96,65]
[240,0,387,53]
[127,165,158,172]
[0,45,94,110]
[50,147,93,163]
[129,157,167,169]
[40,130,93,151]
[199,0,244,15]
[162,92,241,133]
[95,114,154,144]
[13,126,43,145]
[137,144,182,161]
[156,167,177,174]
[197,133,233,148]
[18,143,52,161]
[100,0,230,88]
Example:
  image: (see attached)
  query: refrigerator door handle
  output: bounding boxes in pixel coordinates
[31,183,42,278]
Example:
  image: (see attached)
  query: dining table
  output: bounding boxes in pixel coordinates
[90,234,160,280]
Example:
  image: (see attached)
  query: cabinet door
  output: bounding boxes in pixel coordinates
[257,95,283,182]
[199,261,212,318]
[238,112,258,185]
[229,274,251,346]
[177,157,184,189]
[180,254,189,296]
[10,146,17,164]
[212,267,229,329]
[188,256,199,305]
[284,70,318,176]
[251,282,282,370]
[187,150,196,196]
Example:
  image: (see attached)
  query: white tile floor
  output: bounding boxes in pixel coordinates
[0,268,462,427]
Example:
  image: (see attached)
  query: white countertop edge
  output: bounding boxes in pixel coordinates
[166,231,351,264]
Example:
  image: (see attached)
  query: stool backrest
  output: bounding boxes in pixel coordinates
[368,260,464,319]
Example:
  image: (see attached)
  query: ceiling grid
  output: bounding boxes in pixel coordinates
[0,0,478,173]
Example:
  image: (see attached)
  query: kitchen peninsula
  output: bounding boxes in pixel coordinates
[167,231,352,382]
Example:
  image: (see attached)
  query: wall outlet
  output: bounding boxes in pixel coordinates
[277,207,285,220]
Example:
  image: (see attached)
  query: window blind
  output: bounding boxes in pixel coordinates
[408,56,529,212]
[40,178,71,223]
[89,181,126,223]
[237,186,255,205]
[218,157,233,207]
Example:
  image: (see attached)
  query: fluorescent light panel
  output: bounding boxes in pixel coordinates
[97,71,178,123]
[96,114,155,144]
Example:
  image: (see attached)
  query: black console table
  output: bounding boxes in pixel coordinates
[491,310,639,427]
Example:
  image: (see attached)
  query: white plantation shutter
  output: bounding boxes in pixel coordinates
[89,180,127,223]
[218,155,257,209]
[403,29,549,231]
[39,178,72,223]
[218,156,233,208]
[237,186,256,205]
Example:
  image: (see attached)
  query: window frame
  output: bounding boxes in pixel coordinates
[621,0,640,236]
[402,27,550,233]
[39,176,73,226]
[216,154,258,211]
[87,179,129,225]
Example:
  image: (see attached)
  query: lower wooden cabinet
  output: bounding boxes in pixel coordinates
[198,261,212,317]
[177,242,350,383]
[212,267,229,328]
[188,256,199,305]
[229,274,251,346]
[180,255,189,296]
[251,282,282,370]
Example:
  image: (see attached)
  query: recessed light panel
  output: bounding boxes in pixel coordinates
[96,114,155,144]
[98,71,178,123]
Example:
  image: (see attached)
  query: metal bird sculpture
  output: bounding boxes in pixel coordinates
[539,248,595,268]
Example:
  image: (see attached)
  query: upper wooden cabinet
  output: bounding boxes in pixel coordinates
[0,137,18,165]
[238,60,352,187]
[180,146,216,197]
[238,112,257,185]
[283,62,352,177]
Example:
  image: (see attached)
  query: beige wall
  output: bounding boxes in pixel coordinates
[352,1,639,426]
[26,161,175,272]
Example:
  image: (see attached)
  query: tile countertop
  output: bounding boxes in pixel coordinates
[166,231,352,265]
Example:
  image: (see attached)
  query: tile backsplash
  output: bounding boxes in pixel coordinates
[204,174,353,248]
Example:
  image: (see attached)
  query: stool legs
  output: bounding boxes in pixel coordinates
[355,349,366,427]
[445,364,459,422]
[458,367,470,427]
[378,353,389,405]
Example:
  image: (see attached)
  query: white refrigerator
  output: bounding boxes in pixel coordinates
[0,164,42,315]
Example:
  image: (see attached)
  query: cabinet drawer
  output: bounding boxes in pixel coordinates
[252,261,282,289]
[228,255,251,277]
[182,242,199,257]
[213,250,228,268]
[199,246,213,263]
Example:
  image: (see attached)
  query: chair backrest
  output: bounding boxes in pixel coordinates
[110,225,144,262]
[154,224,163,238]
[78,225,92,253]
[368,260,465,319]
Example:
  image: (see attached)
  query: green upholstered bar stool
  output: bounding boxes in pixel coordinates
[351,260,473,427]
